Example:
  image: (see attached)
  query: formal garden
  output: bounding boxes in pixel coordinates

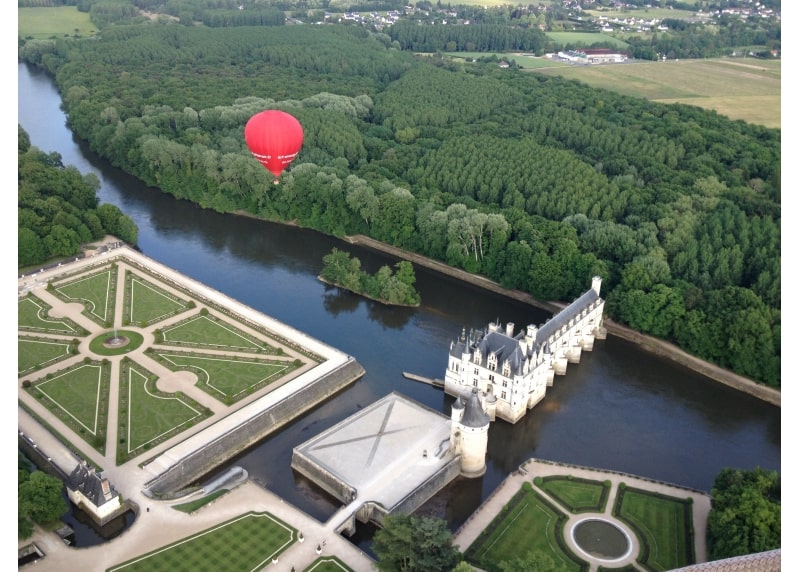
[18,252,321,466]
[464,475,695,572]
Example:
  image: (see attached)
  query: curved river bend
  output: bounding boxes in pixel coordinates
[18,62,780,546]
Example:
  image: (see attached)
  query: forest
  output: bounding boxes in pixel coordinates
[18,22,780,387]
[18,126,139,268]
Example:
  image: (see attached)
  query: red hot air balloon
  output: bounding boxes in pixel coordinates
[244,110,304,184]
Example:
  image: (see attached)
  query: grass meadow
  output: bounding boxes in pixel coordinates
[106,512,297,572]
[125,272,191,326]
[545,31,630,49]
[18,6,99,40]
[159,314,272,352]
[533,57,780,128]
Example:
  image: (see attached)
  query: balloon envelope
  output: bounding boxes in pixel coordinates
[244,110,304,182]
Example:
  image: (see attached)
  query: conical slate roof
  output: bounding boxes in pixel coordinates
[461,390,489,428]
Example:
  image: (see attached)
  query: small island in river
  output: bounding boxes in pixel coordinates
[318,247,421,307]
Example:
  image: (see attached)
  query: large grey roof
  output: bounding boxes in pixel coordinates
[66,462,118,508]
[535,288,599,344]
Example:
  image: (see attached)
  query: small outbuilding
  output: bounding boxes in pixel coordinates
[65,460,124,526]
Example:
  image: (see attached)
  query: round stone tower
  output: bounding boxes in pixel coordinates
[450,388,490,477]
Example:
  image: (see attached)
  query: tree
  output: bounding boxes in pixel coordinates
[373,514,462,572]
[18,470,69,537]
[706,467,780,560]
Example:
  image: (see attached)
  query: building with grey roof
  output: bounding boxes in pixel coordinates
[444,276,606,423]
[65,460,124,526]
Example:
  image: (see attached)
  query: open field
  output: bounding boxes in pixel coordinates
[532,57,781,128]
[583,7,698,19]
[545,31,630,49]
[18,7,99,39]
[446,52,570,69]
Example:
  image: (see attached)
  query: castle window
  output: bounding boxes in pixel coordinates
[502,360,510,376]
[501,391,507,400]
[473,367,479,375]
[502,380,507,388]
[489,374,495,383]
[473,379,478,387]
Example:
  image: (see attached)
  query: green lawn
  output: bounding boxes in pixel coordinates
[159,314,270,352]
[18,296,85,335]
[151,351,291,402]
[20,254,319,467]
[25,361,110,453]
[107,512,297,572]
[539,476,609,513]
[466,479,698,571]
[126,271,192,326]
[119,360,211,461]
[616,487,694,570]
[464,485,583,572]
[19,6,99,39]
[55,269,116,325]
[305,556,354,571]
[18,337,74,376]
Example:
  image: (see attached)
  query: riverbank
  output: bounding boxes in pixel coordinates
[344,234,780,408]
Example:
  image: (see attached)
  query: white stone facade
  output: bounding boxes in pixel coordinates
[444,277,606,424]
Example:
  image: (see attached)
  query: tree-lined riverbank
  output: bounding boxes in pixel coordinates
[347,234,780,407]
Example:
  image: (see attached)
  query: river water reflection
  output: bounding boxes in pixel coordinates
[18,63,780,543]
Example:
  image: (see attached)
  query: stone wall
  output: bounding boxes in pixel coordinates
[372,458,463,526]
[145,358,365,495]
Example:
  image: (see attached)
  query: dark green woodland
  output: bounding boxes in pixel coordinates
[18,17,780,387]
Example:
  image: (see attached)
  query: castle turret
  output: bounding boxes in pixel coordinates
[592,275,602,296]
[451,388,489,477]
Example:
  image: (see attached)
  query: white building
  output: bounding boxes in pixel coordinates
[444,277,605,423]
[66,460,124,526]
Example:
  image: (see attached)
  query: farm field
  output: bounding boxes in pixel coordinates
[18,6,98,39]
[532,57,781,128]
[545,31,630,49]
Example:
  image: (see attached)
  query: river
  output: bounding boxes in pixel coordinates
[17,62,780,547]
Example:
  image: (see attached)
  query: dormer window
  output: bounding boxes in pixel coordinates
[502,360,511,377]
[488,352,497,371]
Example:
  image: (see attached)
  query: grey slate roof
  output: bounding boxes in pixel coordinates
[450,284,601,376]
[461,390,489,428]
[536,288,599,344]
[66,461,118,508]
[669,549,780,572]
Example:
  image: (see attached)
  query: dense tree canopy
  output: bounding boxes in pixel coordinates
[706,467,780,560]
[18,452,69,539]
[18,125,139,267]
[18,21,780,387]
[373,514,462,572]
